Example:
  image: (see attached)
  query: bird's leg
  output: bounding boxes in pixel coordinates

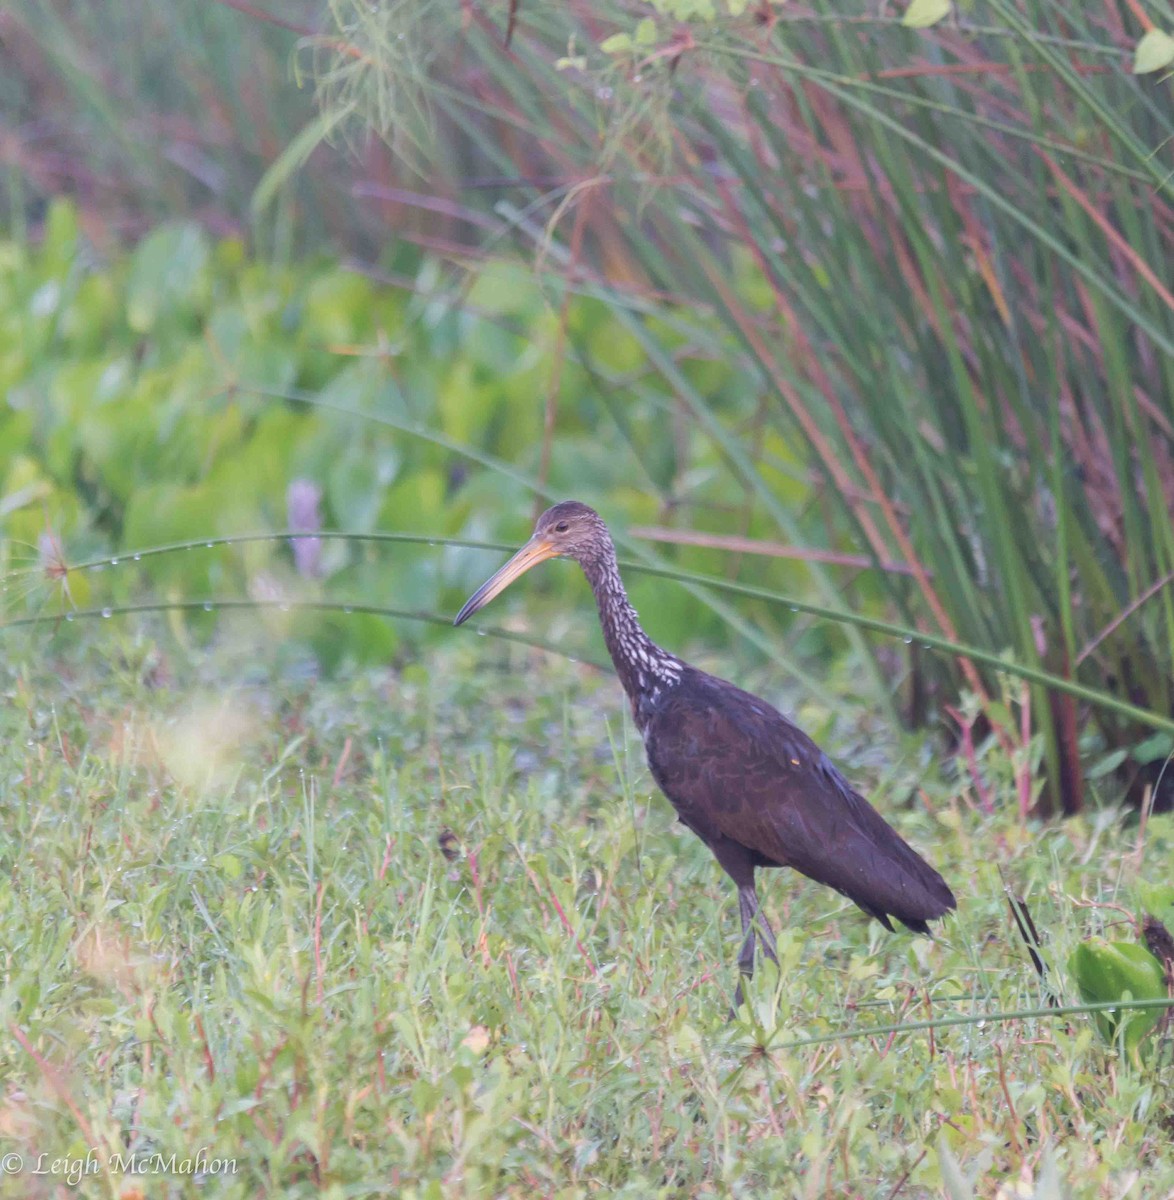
[731,884,778,1014]
[739,883,778,965]
[737,885,760,976]
[756,901,779,966]
[730,885,761,1013]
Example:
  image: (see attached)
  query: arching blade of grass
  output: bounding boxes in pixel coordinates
[0,598,611,671]
[733,997,1174,1059]
[632,565,1174,736]
[10,531,1171,735]
[58,531,522,574]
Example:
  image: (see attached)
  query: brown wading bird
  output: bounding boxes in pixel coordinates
[455,501,956,1002]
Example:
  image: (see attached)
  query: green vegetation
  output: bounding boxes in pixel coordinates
[6,2,1174,808]
[4,0,1174,1195]
[302,0,1174,815]
[1,631,1171,1198]
[0,201,761,662]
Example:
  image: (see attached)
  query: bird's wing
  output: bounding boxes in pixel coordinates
[645,673,955,929]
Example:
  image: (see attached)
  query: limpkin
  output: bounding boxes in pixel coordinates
[455,501,955,1000]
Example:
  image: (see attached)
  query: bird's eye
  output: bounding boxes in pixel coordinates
[555,521,569,533]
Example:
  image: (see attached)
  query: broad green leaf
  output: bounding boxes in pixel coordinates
[651,0,716,18]
[1068,939,1166,1061]
[327,442,399,533]
[1130,731,1174,763]
[1133,29,1174,75]
[1087,747,1129,780]
[902,0,951,29]
[311,609,399,671]
[123,482,222,553]
[215,853,243,880]
[302,271,377,345]
[126,223,210,333]
[1139,883,1174,927]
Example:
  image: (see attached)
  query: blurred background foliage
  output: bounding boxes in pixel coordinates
[2,0,1174,814]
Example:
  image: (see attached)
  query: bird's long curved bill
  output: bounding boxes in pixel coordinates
[453,538,559,626]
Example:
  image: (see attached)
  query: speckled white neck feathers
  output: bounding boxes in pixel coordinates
[581,542,682,727]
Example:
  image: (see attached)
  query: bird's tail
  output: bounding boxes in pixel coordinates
[839,785,957,933]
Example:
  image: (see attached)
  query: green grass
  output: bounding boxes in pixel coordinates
[1,622,1171,1198]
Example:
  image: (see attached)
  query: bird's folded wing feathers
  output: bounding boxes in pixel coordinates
[646,677,955,925]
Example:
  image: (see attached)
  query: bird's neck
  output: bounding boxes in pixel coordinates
[582,547,683,722]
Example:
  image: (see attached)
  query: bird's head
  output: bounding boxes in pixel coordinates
[453,501,607,626]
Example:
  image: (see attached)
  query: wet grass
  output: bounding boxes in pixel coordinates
[0,624,1171,1198]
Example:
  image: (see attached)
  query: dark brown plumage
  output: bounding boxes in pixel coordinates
[455,501,955,1000]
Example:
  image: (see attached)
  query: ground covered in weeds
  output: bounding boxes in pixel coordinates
[0,625,1171,1198]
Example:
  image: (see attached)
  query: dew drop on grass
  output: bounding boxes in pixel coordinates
[133,554,141,562]
[65,612,74,621]
[206,542,215,549]
[101,608,112,618]
[476,629,487,636]
[904,636,913,645]
[203,602,213,613]
[110,558,119,566]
